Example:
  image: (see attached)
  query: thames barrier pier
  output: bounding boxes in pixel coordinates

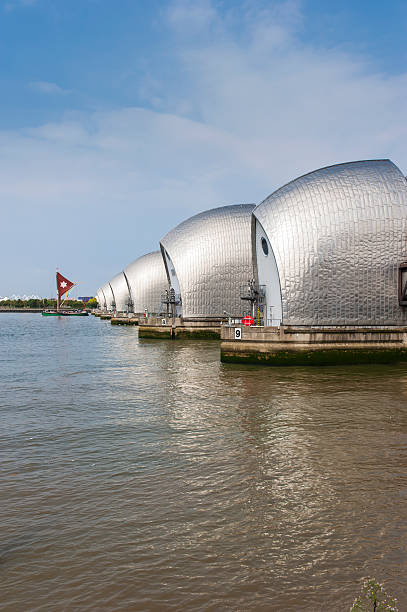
[138,316,222,339]
[219,159,407,365]
[221,325,407,366]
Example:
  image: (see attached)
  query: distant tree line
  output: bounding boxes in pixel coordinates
[0,298,98,309]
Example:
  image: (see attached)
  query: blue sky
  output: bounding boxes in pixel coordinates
[1,0,407,296]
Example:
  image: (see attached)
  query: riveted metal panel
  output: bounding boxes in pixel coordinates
[98,287,108,311]
[160,204,255,319]
[123,251,168,315]
[95,289,105,309]
[101,282,115,312]
[109,272,130,312]
[253,159,407,325]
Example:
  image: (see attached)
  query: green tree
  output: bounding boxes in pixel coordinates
[350,578,398,611]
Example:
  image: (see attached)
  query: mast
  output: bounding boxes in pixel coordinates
[56,270,60,312]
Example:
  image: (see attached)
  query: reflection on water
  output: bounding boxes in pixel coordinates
[1,314,407,611]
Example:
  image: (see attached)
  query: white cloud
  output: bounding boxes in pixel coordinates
[29,81,71,95]
[162,0,407,186]
[0,108,252,293]
[2,0,407,294]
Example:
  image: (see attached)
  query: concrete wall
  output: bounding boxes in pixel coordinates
[221,325,407,365]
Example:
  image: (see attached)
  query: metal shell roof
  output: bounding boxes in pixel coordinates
[109,272,130,312]
[100,282,115,312]
[254,159,407,325]
[123,251,168,315]
[160,204,255,319]
[95,288,105,309]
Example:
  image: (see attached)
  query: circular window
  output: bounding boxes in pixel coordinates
[261,237,269,256]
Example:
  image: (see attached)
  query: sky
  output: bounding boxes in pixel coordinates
[1,0,407,296]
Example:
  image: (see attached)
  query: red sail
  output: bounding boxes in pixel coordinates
[56,272,75,298]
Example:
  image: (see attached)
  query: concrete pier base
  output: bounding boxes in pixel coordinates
[138,317,222,339]
[111,317,139,326]
[99,314,112,320]
[221,325,407,366]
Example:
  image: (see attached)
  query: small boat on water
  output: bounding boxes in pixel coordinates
[42,271,88,317]
[42,310,88,317]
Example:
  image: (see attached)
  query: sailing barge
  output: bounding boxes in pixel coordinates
[42,272,88,317]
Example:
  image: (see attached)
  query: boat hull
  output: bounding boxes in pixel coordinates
[42,311,89,317]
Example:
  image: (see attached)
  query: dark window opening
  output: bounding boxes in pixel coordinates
[399,263,407,306]
[261,237,269,256]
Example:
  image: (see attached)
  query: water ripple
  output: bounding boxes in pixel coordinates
[1,314,407,610]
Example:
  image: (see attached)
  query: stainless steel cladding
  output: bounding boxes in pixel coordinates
[160,204,255,319]
[95,289,105,309]
[98,286,108,311]
[123,251,168,315]
[253,159,407,326]
[109,272,130,313]
[101,282,115,312]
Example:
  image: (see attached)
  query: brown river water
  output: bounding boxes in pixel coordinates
[1,314,407,611]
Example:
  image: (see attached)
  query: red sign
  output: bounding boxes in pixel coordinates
[56,272,75,298]
[242,315,254,326]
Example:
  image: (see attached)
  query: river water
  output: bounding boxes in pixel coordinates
[1,313,407,611]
